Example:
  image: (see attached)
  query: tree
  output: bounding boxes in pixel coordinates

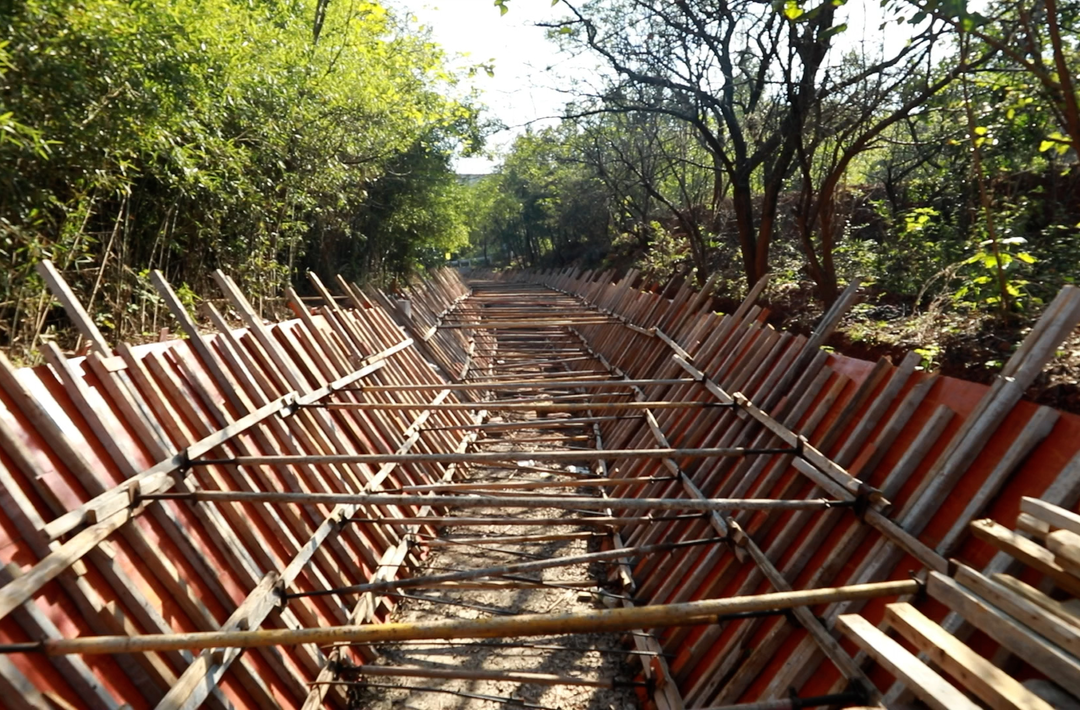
[551,0,961,301]
[0,0,481,352]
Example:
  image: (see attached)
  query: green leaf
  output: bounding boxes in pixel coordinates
[1016,252,1037,264]
[823,22,848,37]
[783,0,804,20]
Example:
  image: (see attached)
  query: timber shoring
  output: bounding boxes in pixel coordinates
[0,265,1078,710]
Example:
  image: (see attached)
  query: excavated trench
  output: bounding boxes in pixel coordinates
[352,283,645,710]
[5,266,1080,710]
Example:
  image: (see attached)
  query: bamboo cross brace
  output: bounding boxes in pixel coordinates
[3,580,920,655]
[337,664,645,688]
[419,412,639,430]
[398,475,676,492]
[343,378,695,391]
[188,444,796,467]
[285,537,729,599]
[0,394,297,625]
[140,489,850,513]
[346,515,706,526]
[306,400,734,411]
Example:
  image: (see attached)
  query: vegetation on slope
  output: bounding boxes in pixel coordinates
[467,0,1080,323]
[0,0,481,355]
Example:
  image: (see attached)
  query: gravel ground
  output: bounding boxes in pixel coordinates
[347,411,643,710]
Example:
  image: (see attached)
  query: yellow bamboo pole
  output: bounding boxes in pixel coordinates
[11,580,919,656]
[190,445,788,467]
[143,489,845,514]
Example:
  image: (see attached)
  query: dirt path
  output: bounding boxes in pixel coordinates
[348,287,644,710]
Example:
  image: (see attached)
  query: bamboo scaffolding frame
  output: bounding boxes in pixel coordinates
[286,536,727,599]
[306,400,736,411]
[144,489,848,514]
[2,579,919,655]
[4,264,1076,710]
[189,444,798,467]
[344,378,692,391]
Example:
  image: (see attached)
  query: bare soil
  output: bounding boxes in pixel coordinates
[347,412,642,710]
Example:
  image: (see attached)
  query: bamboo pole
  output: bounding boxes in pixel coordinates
[307,401,731,411]
[399,475,674,492]
[142,489,846,514]
[422,416,643,431]
[347,515,704,526]
[9,580,920,655]
[189,444,791,467]
[288,537,728,599]
[439,320,616,329]
[404,580,599,589]
[418,532,599,546]
[345,379,693,391]
[337,664,641,688]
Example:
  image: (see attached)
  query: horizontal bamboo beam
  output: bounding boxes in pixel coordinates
[422,416,643,431]
[287,537,727,599]
[347,515,705,526]
[141,489,848,514]
[403,580,599,590]
[399,475,674,492]
[307,401,733,411]
[342,663,641,688]
[439,320,616,329]
[8,580,920,655]
[341,380,691,391]
[345,379,694,391]
[190,445,790,467]
[419,532,599,546]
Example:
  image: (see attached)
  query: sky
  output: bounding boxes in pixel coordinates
[396,0,906,175]
[394,0,585,174]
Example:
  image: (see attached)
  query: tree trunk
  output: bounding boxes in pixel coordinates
[731,173,759,287]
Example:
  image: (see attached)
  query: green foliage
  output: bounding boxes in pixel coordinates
[0,0,480,354]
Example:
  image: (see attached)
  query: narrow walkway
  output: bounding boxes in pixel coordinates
[353,283,644,709]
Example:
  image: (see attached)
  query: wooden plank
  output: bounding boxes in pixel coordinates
[1021,496,1080,537]
[968,518,1080,596]
[955,564,1080,658]
[1047,529,1080,578]
[991,573,1080,629]
[737,523,879,701]
[35,259,111,354]
[884,602,1053,710]
[880,403,953,500]
[0,564,124,710]
[900,287,1080,533]
[1016,513,1051,540]
[0,505,130,621]
[928,571,1080,697]
[0,656,50,710]
[937,407,1060,556]
[0,419,224,706]
[836,612,980,710]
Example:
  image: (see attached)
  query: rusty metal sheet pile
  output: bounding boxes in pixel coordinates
[0,266,482,709]
[522,267,1080,707]
[3,262,1080,710]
